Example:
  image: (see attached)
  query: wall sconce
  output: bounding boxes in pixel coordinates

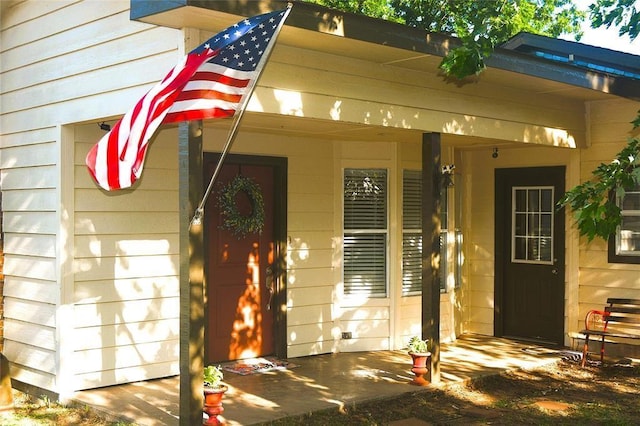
[98,122,111,132]
[492,147,499,159]
[441,164,455,188]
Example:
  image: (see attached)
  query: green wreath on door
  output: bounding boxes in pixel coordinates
[218,175,265,238]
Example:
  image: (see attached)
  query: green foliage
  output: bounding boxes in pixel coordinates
[204,365,224,388]
[217,175,265,238]
[305,0,584,78]
[589,0,640,40]
[311,0,401,22]
[407,336,430,353]
[440,43,486,79]
[558,112,640,242]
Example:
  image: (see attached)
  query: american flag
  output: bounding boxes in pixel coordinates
[86,8,290,191]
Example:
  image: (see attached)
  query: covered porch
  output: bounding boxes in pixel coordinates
[70,335,573,425]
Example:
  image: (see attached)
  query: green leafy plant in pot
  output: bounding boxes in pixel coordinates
[203,365,227,425]
[407,336,430,354]
[406,336,431,386]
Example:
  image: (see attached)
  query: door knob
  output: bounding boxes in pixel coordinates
[266,266,275,310]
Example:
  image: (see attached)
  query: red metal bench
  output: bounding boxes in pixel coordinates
[580,298,640,367]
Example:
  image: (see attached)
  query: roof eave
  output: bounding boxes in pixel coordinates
[487,47,640,101]
[130,0,640,101]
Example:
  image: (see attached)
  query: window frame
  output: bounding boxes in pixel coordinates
[608,187,640,264]
[402,169,423,296]
[510,186,555,265]
[401,169,447,296]
[343,168,389,297]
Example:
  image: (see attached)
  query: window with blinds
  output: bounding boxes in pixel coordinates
[343,168,388,297]
[402,170,447,295]
[402,170,422,295]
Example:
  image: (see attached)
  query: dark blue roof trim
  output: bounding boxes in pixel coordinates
[501,32,640,81]
[130,0,187,20]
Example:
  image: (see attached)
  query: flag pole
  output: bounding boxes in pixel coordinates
[190,3,292,227]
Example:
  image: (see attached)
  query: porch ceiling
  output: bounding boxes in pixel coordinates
[201,112,524,151]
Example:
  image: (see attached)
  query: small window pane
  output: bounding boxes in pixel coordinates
[514,237,527,259]
[440,231,447,292]
[539,237,552,260]
[512,187,554,264]
[527,238,539,260]
[344,169,387,230]
[403,170,422,229]
[540,214,552,234]
[618,214,640,254]
[529,213,540,234]
[440,188,448,229]
[621,191,640,210]
[344,233,387,296]
[455,230,463,289]
[514,213,526,235]
[528,190,540,212]
[402,233,422,294]
[541,190,552,212]
[515,190,526,211]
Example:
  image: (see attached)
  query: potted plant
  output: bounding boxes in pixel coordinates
[406,336,431,386]
[203,365,227,425]
[407,336,430,354]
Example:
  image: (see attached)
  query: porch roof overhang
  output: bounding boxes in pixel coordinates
[130,0,640,103]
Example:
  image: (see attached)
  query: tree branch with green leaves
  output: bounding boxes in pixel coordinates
[589,0,639,40]
[305,0,639,79]
[305,0,585,79]
[557,114,640,242]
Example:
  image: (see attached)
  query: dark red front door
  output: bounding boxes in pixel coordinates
[204,154,278,363]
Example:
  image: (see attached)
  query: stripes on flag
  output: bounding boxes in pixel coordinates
[86,8,290,191]
[163,63,253,123]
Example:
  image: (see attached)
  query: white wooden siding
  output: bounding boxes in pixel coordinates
[1,1,179,132]
[575,99,640,343]
[72,124,180,390]
[0,125,59,389]
[0,0,183,392]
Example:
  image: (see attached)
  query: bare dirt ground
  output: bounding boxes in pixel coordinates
[264,358,640,425]
[2,357,639,425]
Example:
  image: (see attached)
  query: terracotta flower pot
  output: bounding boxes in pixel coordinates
[409,352,431,386]
[203,385,228,425]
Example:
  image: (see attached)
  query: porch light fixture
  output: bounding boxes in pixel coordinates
[441,164,455,188]
[492,147,499,158]
[98,122,111,132]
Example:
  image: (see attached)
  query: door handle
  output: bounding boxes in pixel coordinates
[266,266,275,310]
[551,268,558,275]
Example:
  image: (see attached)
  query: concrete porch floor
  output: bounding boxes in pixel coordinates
[71,335,567,425]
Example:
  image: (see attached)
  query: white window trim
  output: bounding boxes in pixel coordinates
[510,185,555,265]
